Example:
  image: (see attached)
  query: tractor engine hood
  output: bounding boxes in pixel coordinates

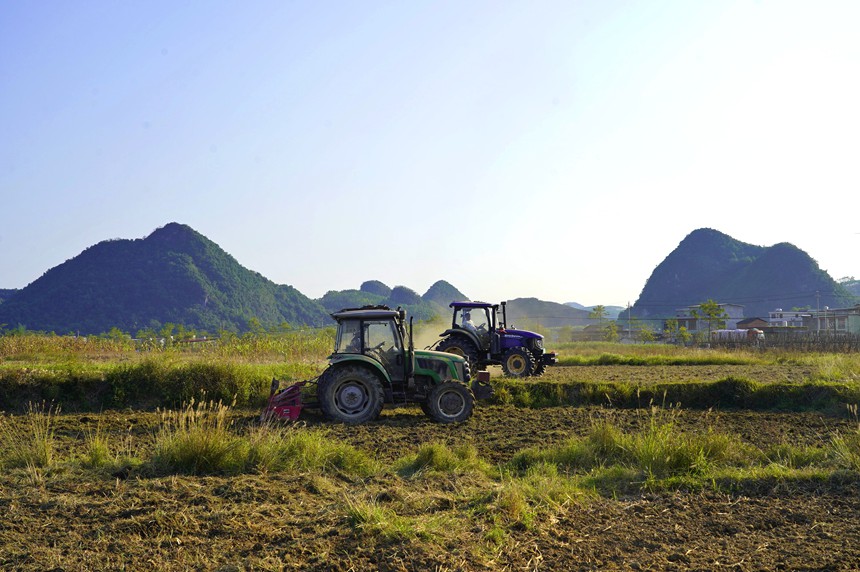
[500,328,543,340]
[416,349,466,363]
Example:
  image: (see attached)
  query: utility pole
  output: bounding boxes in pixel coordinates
[816,291,821,332]
[627,302,631,342]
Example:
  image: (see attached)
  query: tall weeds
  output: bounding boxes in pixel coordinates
[0,401,58,470]
[150,398,247,475]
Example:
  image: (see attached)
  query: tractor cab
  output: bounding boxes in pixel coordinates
[451,301,495,347]
[331,306,408,387]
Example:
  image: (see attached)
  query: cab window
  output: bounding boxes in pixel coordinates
[363,320,402,354]
[335,320,362,353]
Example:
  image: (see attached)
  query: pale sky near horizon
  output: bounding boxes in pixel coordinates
[2,1,858,308]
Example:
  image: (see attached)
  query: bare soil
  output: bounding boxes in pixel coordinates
[2,364,860,571]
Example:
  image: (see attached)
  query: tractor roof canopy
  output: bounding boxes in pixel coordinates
[449,301,496,310]
[331,305,403,321]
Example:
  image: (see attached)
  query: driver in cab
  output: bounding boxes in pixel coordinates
[461,310,478,336]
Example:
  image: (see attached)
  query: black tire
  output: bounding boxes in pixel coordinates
[318,366,384,424]
[502,347,535,377]
[532,357,547,377]
[436,336,480,369]
[425,382,474,423]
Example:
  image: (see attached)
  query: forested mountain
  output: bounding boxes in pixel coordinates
[422,280,468,309]
[0,289,18,305]
[632,228,856,319]
[0,223,330,334]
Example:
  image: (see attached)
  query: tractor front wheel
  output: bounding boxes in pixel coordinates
[318,366,384,424]
[502,348,535,377]
[436,336,480,370]
[425,382,474,423]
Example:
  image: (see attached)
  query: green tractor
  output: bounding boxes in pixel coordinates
[263,306,492,424]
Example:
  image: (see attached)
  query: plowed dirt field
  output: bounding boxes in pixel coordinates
[2,364,860,570]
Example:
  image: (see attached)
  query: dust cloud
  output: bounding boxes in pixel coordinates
[411,316,450,351]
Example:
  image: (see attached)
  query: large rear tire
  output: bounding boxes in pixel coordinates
[436,336,480,370]
[502,348,535,377]
[425,382,474,423]
[318,366,384,424]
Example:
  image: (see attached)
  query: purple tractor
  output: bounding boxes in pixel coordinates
[434,301,557,378]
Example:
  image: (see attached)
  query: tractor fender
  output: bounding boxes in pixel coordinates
[325,354,392,386]
[438,328,482,351]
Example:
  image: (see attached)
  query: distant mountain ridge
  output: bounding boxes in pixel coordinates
[317,279,467,321]
[565,303,625,320]
[506,298,590,327]
[841,278,860,297]
[632,228,855,319]
[2,224,855,334]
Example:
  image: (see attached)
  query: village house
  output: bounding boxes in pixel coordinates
[738,317,768,329]
[804,305,860,334]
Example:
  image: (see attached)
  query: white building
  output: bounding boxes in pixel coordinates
[768,308,809,328]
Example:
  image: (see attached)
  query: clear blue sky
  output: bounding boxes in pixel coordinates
[2,1,858,307]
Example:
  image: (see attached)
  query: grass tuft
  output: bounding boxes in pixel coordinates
[0,401,58,470]
[510,406,751,491]
[150,398,247,475]
[344,495,446,541]
[396,443,491,478]
[247,423,377,477]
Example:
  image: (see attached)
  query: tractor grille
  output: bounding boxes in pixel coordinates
[417,358,449,379]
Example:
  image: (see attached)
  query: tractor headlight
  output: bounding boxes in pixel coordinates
[457,361,469,382]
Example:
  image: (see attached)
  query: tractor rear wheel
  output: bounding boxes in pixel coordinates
[436,336,480,370]
[502,348,535,377]
[425,382,474,423]
[318,366,384,424]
